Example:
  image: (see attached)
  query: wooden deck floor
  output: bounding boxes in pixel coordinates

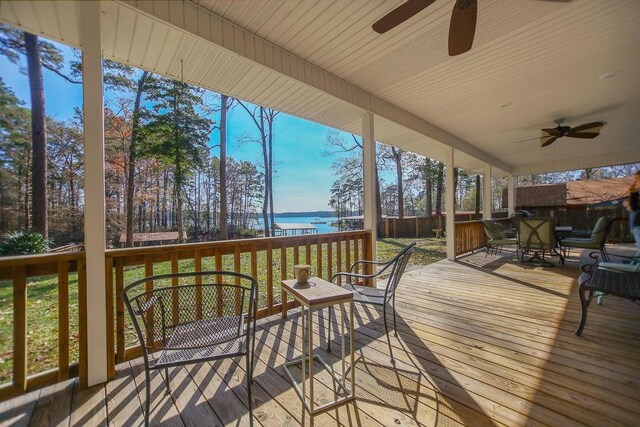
[2,248,639,426]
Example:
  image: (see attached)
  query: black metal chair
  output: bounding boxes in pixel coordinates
[326,242,415,364]
[122,271,258,426]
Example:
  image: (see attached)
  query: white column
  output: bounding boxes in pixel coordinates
[483,164,492,220]
[362,112,377,262]
[80,0,107,387]
[507,174,515,216]
[445,148,456,260]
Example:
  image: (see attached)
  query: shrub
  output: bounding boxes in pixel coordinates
[0,230,51,256]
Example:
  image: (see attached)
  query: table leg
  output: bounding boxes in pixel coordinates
[308,303,314,414]
[350,300,355,398]
[301,303,306,406]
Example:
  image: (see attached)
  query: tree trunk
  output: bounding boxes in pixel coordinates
[25,33,48,238]
[125,71,148,246]
[267,112,276,235]
[392,148,404,218]
[254,107,269,237]
[219,95,229,240]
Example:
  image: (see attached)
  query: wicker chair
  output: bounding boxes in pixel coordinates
[122,271,258,426]
[326,242,415,364]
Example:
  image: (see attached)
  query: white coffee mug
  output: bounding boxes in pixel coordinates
[294,264,313,283]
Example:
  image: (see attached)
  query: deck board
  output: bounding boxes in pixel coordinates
[1,248,639,426]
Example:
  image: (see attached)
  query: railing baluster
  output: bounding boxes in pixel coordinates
[280,243,287,319]
[104,257,115,380]
[115,258,125,363]
[171,253,179,325]
[345,237,351,273]
[58,261,70,381]
[305,243,311,265]
[215,251,223,317]
[293,245,300,265]
[266,242,273,314]
[12,266,27,393]
[327,240,333,282]
[336,238,342,285]
[194,249,203,319]
[251,244,258,306]
[353,237,359,275]
[234,247,241,315]
[316,241,322,280]
[78,257,88,389]
[144,256,154,349]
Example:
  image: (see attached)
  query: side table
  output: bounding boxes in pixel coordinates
[281,277,355,417]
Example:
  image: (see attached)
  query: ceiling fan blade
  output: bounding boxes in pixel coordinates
[372,0,436,34]
[449,0,477,56]
[569,121,604,133]
[513,136,540,144]
[566,131,600,139]
[541,135,559,147]
[541,128,562,137]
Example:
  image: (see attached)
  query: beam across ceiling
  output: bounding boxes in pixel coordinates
[118,0,512,174]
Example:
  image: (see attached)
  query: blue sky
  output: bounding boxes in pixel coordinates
[0,39,352,212]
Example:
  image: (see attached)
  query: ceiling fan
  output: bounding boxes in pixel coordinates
[372,0,571,56]
[515,120,605,147]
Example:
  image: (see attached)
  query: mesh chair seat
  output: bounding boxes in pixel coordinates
[343,284,386,305]
[154,316,245,368]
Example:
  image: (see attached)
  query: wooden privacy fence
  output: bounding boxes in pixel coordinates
[0,252,87,401]
[378,212,509,238]
[0,230,372,399]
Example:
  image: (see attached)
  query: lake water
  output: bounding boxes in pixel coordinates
[257,216,339,234]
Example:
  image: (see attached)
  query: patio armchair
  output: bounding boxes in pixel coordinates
[326,242,415,364]
[575,253,640,336]
[482,220,518,258]
[560,216,614,261]
[122,271,258,426]
[517,217,564,265]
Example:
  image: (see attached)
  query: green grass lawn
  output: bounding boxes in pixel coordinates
[0,237,445,384]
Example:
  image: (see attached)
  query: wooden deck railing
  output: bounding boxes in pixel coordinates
[0,252,86,400]
[454,219,511,256]
[0,230,372,399]
[105,230,371,375]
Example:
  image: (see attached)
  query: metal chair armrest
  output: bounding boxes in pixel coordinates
[349,259,391,273]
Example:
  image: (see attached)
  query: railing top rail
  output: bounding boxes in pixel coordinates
[0,251,85,268]
[105,229,370,257]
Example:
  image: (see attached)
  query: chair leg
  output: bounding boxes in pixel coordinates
[392,297,398,338]
[144,369,151,427]
[383,304,394,364]
[575,285,589,336]
[164,367,171,394]
[326,306,332,352]
[246,351,253,426]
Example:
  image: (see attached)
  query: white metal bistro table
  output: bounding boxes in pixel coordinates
[281,277,355,417]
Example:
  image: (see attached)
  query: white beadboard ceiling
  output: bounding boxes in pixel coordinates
[1,0,639,176]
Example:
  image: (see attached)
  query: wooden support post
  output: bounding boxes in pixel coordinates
[483,165,493,220]
[508,174,515,217]
[362,112,377,277]
[80,0,107,388]
[445,148,456,260]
